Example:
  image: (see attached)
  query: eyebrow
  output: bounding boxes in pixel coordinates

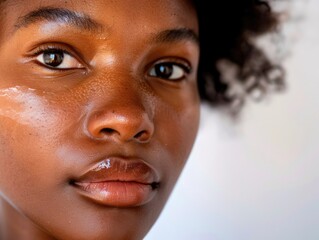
[14,7,103,33]
[153,28,199,46]
[14,7,199,46]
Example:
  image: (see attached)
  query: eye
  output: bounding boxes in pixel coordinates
[149,62,190,80]
[36,49,83,69]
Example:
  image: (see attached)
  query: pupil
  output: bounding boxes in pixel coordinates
[155,63,173,78]
[43,50,64,67]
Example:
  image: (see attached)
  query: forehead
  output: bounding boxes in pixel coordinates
[1,0,198,37]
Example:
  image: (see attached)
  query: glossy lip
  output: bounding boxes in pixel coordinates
[71,157,160,207]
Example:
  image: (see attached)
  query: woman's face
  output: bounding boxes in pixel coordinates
[0,0,199,239]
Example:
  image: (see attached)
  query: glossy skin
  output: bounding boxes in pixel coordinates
[0,0,200,239]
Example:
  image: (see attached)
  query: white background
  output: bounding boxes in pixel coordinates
[146,0,319,239]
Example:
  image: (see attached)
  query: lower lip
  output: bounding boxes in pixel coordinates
[74,181,157,207]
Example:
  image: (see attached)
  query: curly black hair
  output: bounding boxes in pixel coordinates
[193,0,284,109]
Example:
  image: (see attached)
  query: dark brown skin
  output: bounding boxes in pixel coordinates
[0,0,200,239]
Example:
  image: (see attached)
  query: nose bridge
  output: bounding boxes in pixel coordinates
[84,73,154,143]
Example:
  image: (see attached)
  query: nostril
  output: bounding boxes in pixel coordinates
[92,128,117,139]
[101,128,116,134]
[134,130,151,143]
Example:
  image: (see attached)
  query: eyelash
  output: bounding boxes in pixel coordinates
[32,44,67,54]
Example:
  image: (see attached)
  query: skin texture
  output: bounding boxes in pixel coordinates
[0,0,200,239]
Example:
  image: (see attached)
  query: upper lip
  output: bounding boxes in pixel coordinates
[72,157,160,186]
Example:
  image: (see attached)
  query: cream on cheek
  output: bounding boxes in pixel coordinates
[0,86,66,182]
[0,86,59,127]
[0,86,62,191]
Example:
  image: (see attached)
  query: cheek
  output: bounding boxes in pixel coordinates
[156,88,200,183]
[0,87,63,201]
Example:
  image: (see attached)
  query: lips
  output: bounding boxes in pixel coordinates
[71,158,160,207]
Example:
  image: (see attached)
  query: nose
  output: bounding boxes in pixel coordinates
[87,109,154,143]
[84,86,154,144]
